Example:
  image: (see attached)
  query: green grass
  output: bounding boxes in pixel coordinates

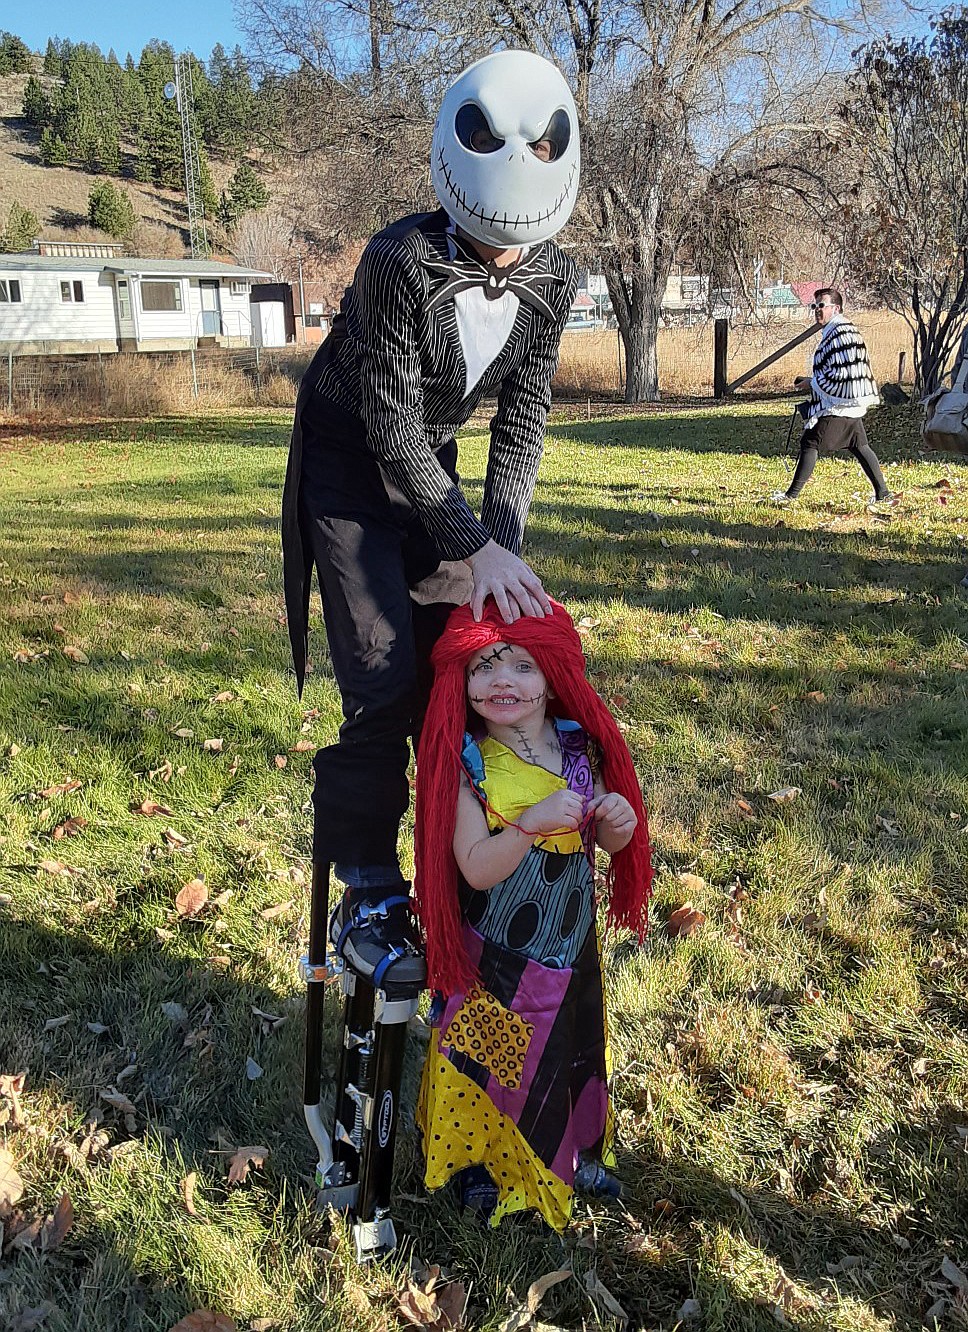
[0,401,966,1332]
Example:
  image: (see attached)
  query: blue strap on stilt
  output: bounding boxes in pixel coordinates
[334,895,412,959]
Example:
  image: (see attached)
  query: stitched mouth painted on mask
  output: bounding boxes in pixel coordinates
[435,149,578,231]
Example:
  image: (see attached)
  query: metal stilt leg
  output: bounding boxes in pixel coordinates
[301,860,422,1261]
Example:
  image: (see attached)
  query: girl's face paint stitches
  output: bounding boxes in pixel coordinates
[466,642,549,732]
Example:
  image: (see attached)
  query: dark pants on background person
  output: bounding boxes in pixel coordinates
[786,415,890,500]
[297,407,467,889]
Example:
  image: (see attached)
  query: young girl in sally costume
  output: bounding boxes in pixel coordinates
[414,599,652,1230]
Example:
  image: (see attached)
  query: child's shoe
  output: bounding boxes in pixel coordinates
[574,1158,622,1198]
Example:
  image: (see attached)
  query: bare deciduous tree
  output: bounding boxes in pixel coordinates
[838,9,968,393]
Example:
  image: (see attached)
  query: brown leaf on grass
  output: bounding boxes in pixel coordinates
[175,879,208,917]
[0,1073,26,1128]
[273,755,287,769]
[43,1015,70,1031]
[168,1314,237,1332]
[62,646,90,664]
[259,901,293,920]
[767,787,801,804]
[583,1270,628,1326]
[181,1172,199,1216]
[162,828,190,849]
[398,1265,467,1329]
[132,798,174,817]
[171,728,195,739]
[676,871,707,894]
[210,691,235,704]
[150,761,175,783]
[251,1007,286,1036]
[875,813,902,837]
[5,1212,43,1252]
[226,1145,269,1186]
[38,779,83,799]
[40,1193,73,1251]
[52,816,87,840]
[203,738,224,753]
[99,1087,137,1117]
[39,859,76,877]
[526,1268,572,1315]
[0,1147,25,1215]
[290,739,314,753]
[934,478,953,490]
[802,690,827,703]
[666,903,706,938]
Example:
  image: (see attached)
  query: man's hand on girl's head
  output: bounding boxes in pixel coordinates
[464,540,553,623]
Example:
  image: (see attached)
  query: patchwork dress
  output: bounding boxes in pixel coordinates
[417,719,614,1230]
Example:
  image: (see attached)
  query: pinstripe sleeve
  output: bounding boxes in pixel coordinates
[481,266,578,553]
[353,236,491,560]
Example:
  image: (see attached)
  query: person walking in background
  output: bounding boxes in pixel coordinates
[772,288,894,507]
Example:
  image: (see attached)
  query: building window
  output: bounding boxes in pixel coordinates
[230,280,249,297]
[141,281,183,312]
[0,279,22,303]
[60,280,84,303]
[117,279,130,321]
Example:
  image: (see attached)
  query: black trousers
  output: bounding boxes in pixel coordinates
[787,415,889,499]
[295,406,467,875]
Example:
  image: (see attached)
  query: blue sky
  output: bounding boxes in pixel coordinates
[12,1,247,63]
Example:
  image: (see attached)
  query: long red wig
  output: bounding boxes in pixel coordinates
[414,599,653,995]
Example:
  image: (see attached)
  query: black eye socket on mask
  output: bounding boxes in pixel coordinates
[528,108,571,162]
[456,103,505,154]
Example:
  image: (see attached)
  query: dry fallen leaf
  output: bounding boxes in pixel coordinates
[676,871,707,894]
[162,828,190,849]
[583,1270,628,1325]
[1,1146,25,1215]
[259,901,293,920]
[0,1073,26,1128]
[38,779,83,799]
[171,728,195,739]
[245,1057,264,1081]
[273,755,287,769]
[175,879,208,918]
[39,859,73,876]
[526,1268,572,1315]
[99,1087,137,1117]
[398,1265,467,1330]
[802,690,827,703]
[168,1313,237,1332]
[203,738,224,753]
[941,1256,968,1295]
[52,816,87,840]
[226,1145,269,1186]
[736,797,756,819]
[666,903,706,938]
[43,1015,70,1032]
[210,691,235,704]
[40,1193,74,1251]
[62,646,90,664]
[181,1172,199,1216]
[290,739,314,753]
[132,798,174,817]
[767,787,801,804]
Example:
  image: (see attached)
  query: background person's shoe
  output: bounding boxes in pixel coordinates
[868,491,897,508]
[455,1166,498,1219]
[329,890,426,994]
[769,491,793,504]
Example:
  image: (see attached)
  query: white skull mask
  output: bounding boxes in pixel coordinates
[431,50,580,250]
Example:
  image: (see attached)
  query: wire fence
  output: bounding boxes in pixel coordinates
[2,311,916,417]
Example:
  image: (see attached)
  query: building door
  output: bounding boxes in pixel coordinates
[199,280,221,336]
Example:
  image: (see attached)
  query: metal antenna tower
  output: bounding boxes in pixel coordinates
[165,55,209,258]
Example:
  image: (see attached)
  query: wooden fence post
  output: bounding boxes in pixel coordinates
[713,319,728,398]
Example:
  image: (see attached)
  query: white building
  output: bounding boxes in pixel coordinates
[0,242,274,354]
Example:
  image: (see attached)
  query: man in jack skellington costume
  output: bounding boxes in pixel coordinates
[282,51,580,986]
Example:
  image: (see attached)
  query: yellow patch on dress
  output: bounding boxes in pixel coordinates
[477,737,584,854]
[417,1045,574,1231]
[441,986,533,1090]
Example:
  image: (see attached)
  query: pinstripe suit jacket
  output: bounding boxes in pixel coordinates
[283,208,578,687]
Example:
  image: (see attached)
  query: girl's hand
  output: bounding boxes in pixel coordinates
[519,788,585,836]
[589,792,637,841]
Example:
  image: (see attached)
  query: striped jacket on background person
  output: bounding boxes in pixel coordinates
[806,314,880,421]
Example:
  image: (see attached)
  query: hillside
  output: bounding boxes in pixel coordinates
[0,69,229,258]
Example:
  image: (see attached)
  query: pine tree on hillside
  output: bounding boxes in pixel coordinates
[89,181,136,238]
[22,76,51,128]
[0,32,32,75]
[0,202,40,253]
[43,37,63,76]
[220,161,270,225]
[39,127,69,165]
